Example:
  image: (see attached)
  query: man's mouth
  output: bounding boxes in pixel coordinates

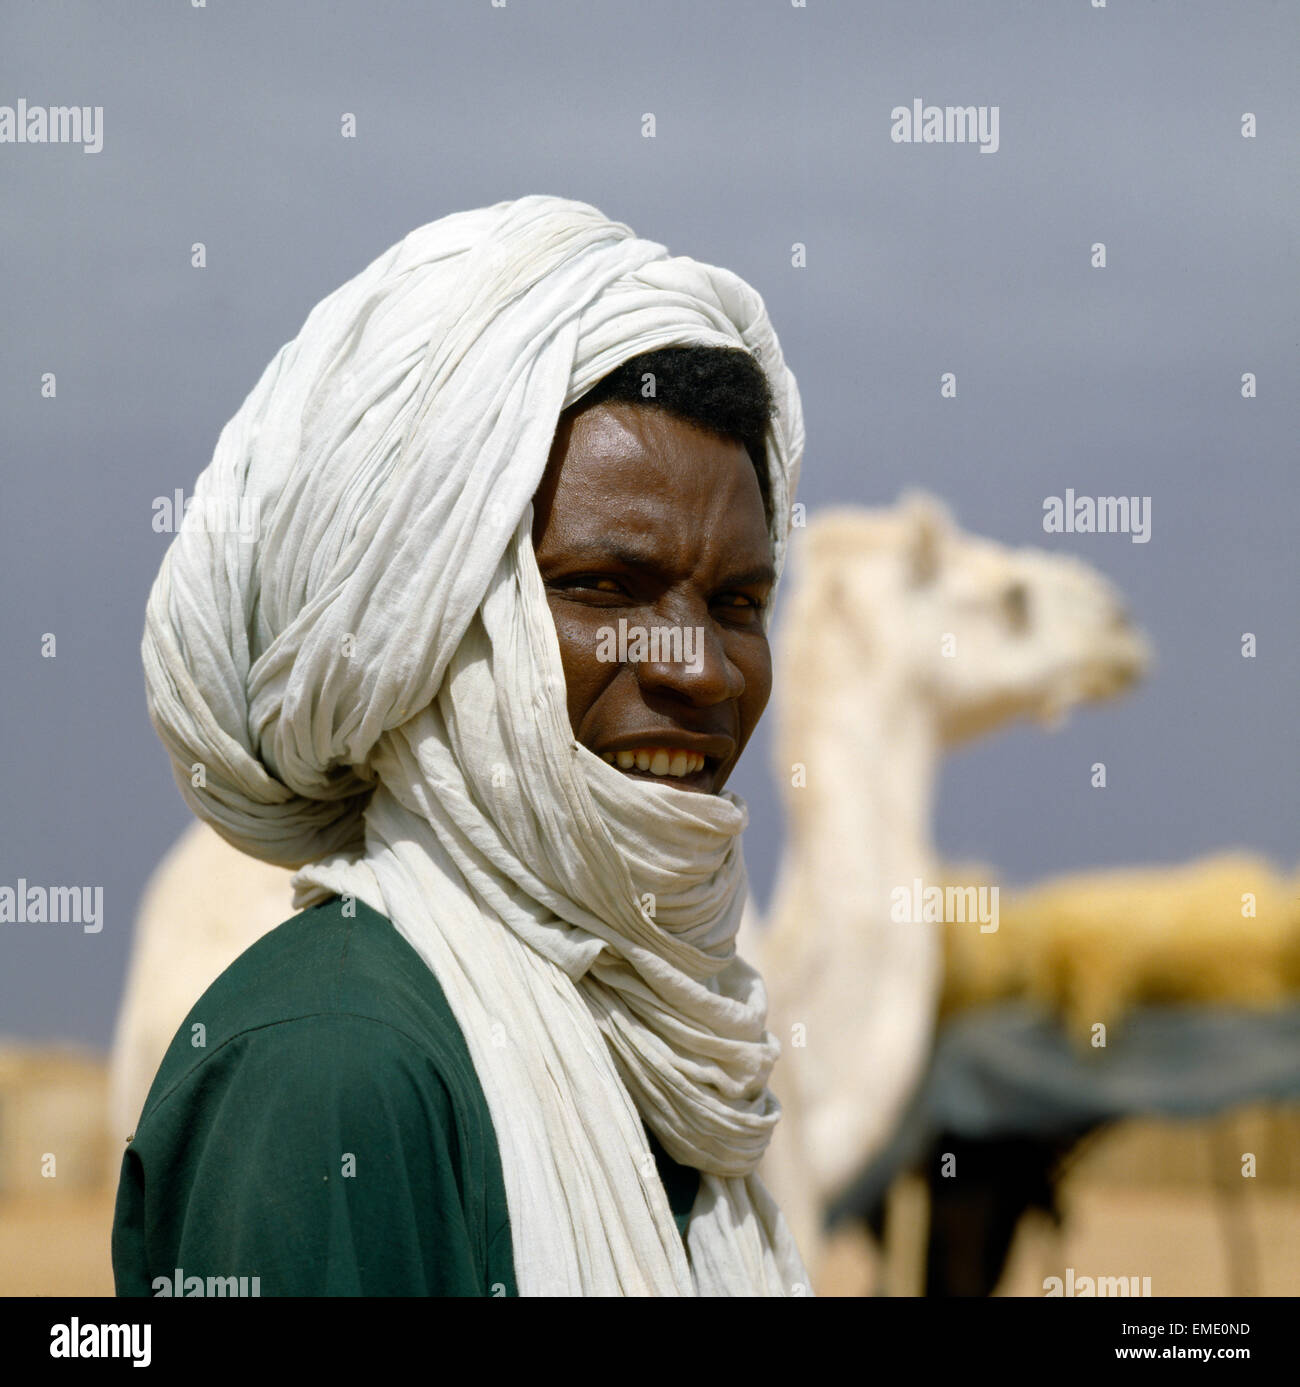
[599,747,708,779]
[592,735,734,791]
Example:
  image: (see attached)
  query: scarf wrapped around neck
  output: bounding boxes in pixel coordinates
[142,194,809,1295]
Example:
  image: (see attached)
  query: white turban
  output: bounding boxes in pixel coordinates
[143,194,809,1295]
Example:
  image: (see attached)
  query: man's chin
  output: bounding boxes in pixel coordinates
[611,763,718,794]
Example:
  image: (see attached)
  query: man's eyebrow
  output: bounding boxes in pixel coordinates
[545,542,775,587]
[546,540,669,572]
[719,562,777,588]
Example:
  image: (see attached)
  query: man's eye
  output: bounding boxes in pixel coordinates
[715,592,766,615]
[557,575,626,597]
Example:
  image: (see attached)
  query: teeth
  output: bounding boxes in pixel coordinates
[601,748,708,778]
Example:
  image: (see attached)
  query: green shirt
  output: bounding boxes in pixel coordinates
[112,895,700,1297]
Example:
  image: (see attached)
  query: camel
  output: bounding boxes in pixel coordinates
[941,852,1300,1038]
[752,493,1150,1276]
[109,493,1150,1226]
[108,825,297,1144]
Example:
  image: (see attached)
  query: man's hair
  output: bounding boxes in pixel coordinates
[564,345,775,524]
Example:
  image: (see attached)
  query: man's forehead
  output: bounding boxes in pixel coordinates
[563,402,730,468]
[535,400,770,555]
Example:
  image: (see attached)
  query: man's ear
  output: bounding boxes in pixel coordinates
[900,490,952,586]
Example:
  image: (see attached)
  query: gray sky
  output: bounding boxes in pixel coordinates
[2,0,1297,1049]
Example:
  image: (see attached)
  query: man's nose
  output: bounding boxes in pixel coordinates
[634,618,744,706]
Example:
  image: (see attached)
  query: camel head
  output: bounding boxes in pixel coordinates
[779,493,1151,749]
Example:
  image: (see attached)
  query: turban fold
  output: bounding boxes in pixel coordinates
[143,195,808,1294]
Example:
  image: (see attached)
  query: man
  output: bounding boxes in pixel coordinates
[114,196,808,1295]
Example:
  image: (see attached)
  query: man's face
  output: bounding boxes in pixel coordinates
[532,401,774,794]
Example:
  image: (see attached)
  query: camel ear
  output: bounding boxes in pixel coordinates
[821,569,876,660]
[900,491,952,586]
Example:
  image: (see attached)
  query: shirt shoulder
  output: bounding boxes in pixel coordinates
[114,897,517,1296]
[140,894,470,1105]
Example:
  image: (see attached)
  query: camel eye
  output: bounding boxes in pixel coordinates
[1002,581,1030,631]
